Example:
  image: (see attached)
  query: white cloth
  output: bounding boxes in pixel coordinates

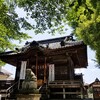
[20,61,27,79]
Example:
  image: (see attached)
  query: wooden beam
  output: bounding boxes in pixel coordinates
[51,92,81,94]
[48,85,81,88]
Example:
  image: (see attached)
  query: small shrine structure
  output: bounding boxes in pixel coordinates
[0,35,88,99]
[89,78,100,100]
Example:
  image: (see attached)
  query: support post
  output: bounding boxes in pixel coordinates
[36,54,38,78]
[14,60,21,92]
[81,87,83,99]
[63,88,66,99]
[15,61,21,81]
[44,57,47,83]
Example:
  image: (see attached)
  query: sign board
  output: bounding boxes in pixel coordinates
[20,61,27,79]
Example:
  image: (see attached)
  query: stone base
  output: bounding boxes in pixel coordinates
[17,94,41,100]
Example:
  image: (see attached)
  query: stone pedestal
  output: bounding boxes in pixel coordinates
[17,94,41,100]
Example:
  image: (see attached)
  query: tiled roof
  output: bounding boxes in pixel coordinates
[18,36,83,52]
[0,35,83,55]
[45,40,83,49]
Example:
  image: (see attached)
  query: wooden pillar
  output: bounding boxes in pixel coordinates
[81,87,83,99]
[15,61,21,81]
[92,86,95,100]
[68,56,74,80]
[36,54,38,78]
[14,60,21,92]
[44,57,47,83]
[63,81,66,99]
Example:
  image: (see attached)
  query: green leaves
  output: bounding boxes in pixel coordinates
[0,0,32,65]
[0,0,31,52]
[15,0,68,34]
[67,0,100,64]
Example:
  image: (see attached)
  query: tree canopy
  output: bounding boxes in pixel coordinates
[0,0,100,64]
[0,0,30,52]
[66,0,100,64]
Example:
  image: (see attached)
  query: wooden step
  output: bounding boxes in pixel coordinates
[51,92,81,94]
[48,99,83,100]
[48,98,93,100]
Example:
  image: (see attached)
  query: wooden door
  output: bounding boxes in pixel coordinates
[55,64,68,80]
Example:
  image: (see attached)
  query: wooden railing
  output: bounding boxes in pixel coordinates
[4,81,19,99]
[48,80,83,88]
[0,80,19,99]
[48,80,84,99]
[0,80,14,90]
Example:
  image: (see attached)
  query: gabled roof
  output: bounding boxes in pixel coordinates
[89,78,100,87]
[0,35,88,68]
[0,35,84,54]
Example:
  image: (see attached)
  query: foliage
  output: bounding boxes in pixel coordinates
[0,0,31,53]
[0,0,31,66]
[1,0,100,64]
[66,0,100,64]
[14,0,68,34]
